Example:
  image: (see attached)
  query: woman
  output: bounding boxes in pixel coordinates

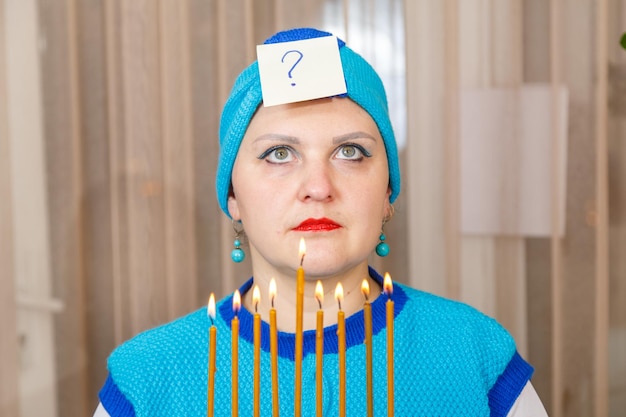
[94,28,548,416]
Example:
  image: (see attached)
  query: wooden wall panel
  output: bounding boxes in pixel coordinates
[251,0,277,43]
[457,0,528,353]
[458,0,498,318]
[117,1,168,334]
[523,0,554,411]
[216,0,254,298]
[188,0,223,303]
[5,0,59,415]
[103,0,130,346]
[593,0,609,415]
[0,0,20,415]
[278,0,323,30]
[159,0,198,318]
[38,0,89,415]
[607,2,625,416]
[558,2,601,415]
[549,1,564,416]
[77,0,117,406]
[489,0,528,356]
[526,237,554,411]
[443,0,461,300]
[405,0,449,296]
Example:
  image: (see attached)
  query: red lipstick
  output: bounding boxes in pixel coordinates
[293,218,341,232]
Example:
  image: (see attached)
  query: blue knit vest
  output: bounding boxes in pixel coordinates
[100,268,533,416]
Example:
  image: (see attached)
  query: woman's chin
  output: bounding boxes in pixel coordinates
[298,255,368,279]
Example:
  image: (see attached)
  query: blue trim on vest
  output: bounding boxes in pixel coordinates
[217,266,407,360]
[488,351,534,417]
[99,373,135,417]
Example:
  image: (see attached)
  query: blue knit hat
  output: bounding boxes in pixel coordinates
[216,28,401,217]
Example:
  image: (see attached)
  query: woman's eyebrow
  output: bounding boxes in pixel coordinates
[252,131,377,144]
[252,133,300,144]
[332,131,378,144]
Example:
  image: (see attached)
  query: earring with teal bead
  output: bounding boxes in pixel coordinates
[231,220,245,263]
[376,231,390,257]
[376,205,394,257]
[231,239,245,263]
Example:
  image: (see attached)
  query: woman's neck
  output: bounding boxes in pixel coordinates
[241,263,382,332]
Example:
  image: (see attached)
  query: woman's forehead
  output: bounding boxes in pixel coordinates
[250,97,377,130]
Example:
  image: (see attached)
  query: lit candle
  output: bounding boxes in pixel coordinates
[253,285,261,417]
[232,290,241,417]
[207,293,217,417]
[383,273,394,417]
[361,279,373,417]
[315,280,324,417]
[335,282,346,417]
[295,238,306,417]
[269,278,280,417]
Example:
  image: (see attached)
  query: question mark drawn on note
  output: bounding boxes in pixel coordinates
[281,50,304,86]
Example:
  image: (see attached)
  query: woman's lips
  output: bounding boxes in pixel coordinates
[293,218,341,232]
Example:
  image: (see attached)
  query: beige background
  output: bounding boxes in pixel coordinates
[1,0,625,416]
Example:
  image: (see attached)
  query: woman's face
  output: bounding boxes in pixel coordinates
[228,97,391,279]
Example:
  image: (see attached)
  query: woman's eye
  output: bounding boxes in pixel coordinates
[259,146,295,163]
[335,144,370,160]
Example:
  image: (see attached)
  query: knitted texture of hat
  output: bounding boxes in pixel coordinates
[216,27,401,217]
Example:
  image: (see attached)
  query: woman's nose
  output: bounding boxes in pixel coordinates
[297,161,335,202]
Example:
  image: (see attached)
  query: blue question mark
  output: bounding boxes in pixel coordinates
[281,50,304,86]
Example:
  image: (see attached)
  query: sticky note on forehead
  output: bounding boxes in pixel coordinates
[257,36,347,107]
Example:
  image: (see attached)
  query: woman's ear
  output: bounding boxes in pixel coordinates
[383,186,393,220]
[227,194,241,221]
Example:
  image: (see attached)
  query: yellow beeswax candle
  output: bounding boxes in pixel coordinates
[231,290,240,417]
[384,273,394,417]
[295,238,306,417]
[335,282,346,417]
[315,280,324,417]
[362,279,374,417]
[253,286,261,417]
[269,278,280,417]
[207,294,216,417]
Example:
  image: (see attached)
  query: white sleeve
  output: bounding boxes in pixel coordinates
[506,381,549,417]
[91,383,545,417]
[93,402,111,417]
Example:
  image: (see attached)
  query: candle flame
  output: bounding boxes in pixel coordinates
[315,280,324,307]
[335,282,344,310]
[299,237,306,264]
[383,273,393,296]
[361,279,370,301]
[269,277,277,307]
[252,285,261,312]
[207,293,216,321]
[232,289,241,314]
[299,237,306,256]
